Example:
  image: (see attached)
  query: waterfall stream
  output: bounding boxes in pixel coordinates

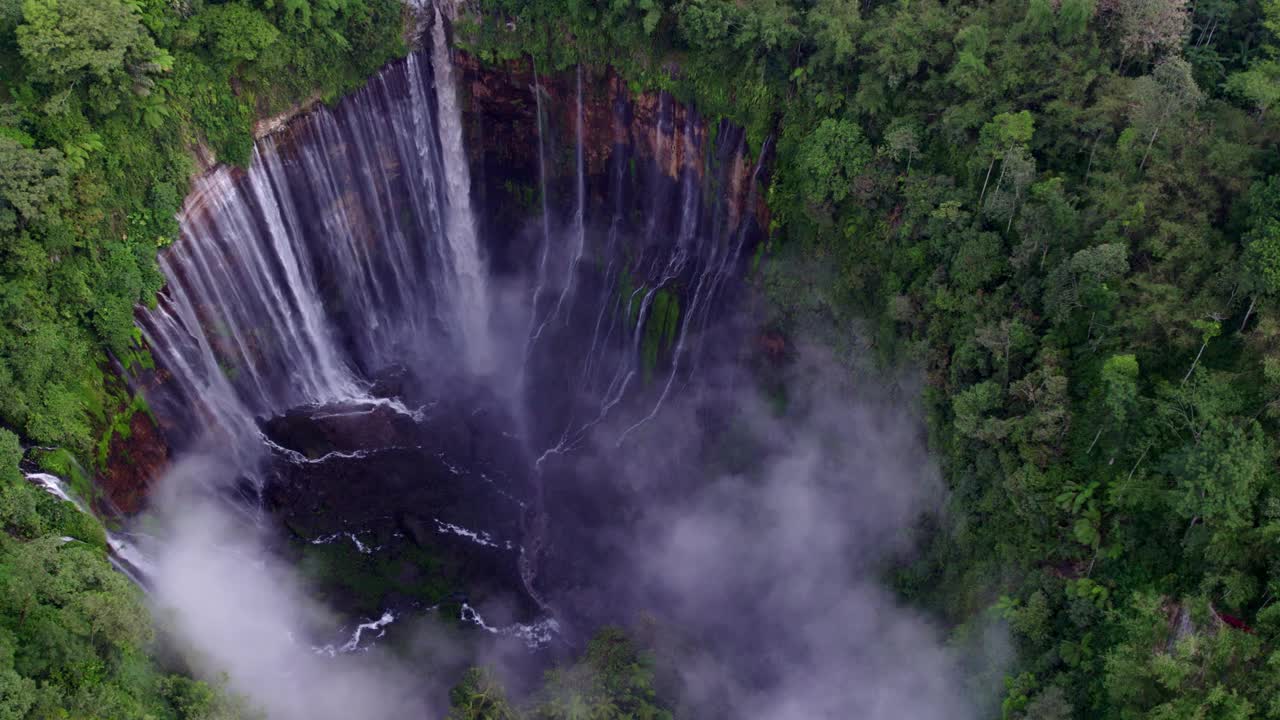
[128,15,767,658]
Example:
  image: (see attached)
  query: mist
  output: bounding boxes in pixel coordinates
[539,341,982,720]
[135,334,993,720]
[127,27,990,713]
[147,455,436,720]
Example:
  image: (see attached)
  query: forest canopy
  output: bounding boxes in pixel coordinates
[1,0,1279,718]
[460,0,1280,717]
[0,0,407,456]
[0,2,407,718]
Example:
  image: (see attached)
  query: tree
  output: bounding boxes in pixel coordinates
[534,628,669,720]
[1128,56,1202,171]
[947,24,991,94]
[804,0,861,71]
[1223,59,1280,120]
[1237,177,1280,329]
[0,0,21,34]
[977,111,1034,206]
[953,380,1009,442]
[0,135,64,232]
[16,0,172,113]
[197,2,282,65]
[1026,0,1056,37]
[879,118,921,173]
[1105,592,1260,719]
[984,146,1036,230]
[1058,0,1096,41]
[676,0,799,57]
[1043,243,1129,324]
[263,0,367,31]
[975,317,1034,385]
[449,667,520,720]
[0,429,41,539]
[1115,0,1191,65]
[794,117,872,209]
[1099,353,1139,427]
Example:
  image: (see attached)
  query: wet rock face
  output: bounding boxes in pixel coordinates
[98,410,170,515]
[112,50,768,516]
[456,51,769,278]
[113,42,769,648]
[260,395,538,621]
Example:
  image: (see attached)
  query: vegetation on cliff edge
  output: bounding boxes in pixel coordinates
[462,0,1280,717]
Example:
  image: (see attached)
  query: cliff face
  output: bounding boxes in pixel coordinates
[456,53,768,275]
[107,45,770,515]
[98,408,169,515]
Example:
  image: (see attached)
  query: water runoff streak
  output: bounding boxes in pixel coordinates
[140,36,492,437]
[126,8,768,655]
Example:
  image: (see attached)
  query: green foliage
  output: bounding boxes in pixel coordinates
[460,0,1279,715]
[641,289,679,384]
[16,0,171,114]
[0,5,405,715]
[795,118,871,208]
[0,430,241,718]
[449,629,669,720]
[1104,593,1260,719]
[296,534,452,617]
[1226,60,1280,119]
[533,628,670,719]
[0,0,406,453]
[449,667,519,720]
[197,3,282,65]
[0,136,64,232]
[0,0,1273,715]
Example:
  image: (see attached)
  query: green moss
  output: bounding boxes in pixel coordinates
[641,288,679,384]
[94,393,152,470]
[617,267,639,327]
[750,240,766,276]
[298,538,455,618]
[503,178,538,211]
[32,448,95,507]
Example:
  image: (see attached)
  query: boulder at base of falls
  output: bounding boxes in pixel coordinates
[258,393,540,624]
[262,400,423,458]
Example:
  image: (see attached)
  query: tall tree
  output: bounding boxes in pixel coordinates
[1114,0,1191,65]
[16,0,171,113]
[1128,56,1203,171]
[0,136,64,232]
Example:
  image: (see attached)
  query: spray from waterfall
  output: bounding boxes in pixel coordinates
[430,4,494,373]
[129,22,776,705]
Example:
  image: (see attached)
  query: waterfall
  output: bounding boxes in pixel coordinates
[520,98,764,455]
[142,41,493,435]
[23,471,153,584]
[527,64,555,344]
[537,65,588,334]
[429,7,494,372]
[130,28,768,655]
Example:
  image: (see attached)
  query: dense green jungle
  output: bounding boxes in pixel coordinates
[1,0,1280,718]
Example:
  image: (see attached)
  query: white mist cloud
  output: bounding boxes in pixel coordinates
[141,340,993,720]
[147,455,434,720]
[560,341,986,720]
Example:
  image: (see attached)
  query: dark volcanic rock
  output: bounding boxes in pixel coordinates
[262,401,423,458]
[369,363,409,398]
[259,395,539,621]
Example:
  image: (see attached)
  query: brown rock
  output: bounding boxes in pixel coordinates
[97,410,169,515]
